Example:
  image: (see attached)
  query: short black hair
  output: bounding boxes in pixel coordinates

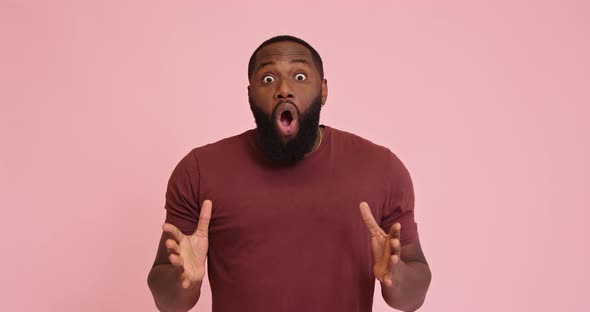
[248,35,324,80]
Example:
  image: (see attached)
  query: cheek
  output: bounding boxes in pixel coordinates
[251,85,272,98]
[295,85,320,104]
[250,90,274,113]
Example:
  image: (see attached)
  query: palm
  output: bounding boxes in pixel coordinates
[182,227,209,280]
[369,231,390,278]
[162,200,213,288]
[360,202,402,287]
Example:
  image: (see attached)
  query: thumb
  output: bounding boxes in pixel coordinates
[193,200,213,238]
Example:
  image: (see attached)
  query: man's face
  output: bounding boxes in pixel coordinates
[248,41,327,164]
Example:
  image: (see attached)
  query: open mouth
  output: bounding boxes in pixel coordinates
[280,110,294,127]
[275,102,299,137]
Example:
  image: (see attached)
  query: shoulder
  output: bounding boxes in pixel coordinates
[327,126,404,170]
[170,129,255,173]
[190,129,255,159]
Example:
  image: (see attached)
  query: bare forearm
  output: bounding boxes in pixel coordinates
[147,264,202,312]
[381,261,431,311]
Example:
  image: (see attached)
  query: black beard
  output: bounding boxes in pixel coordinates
[249,95,322,166]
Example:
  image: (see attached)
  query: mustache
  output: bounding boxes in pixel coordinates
[273,100,299,117]
[276,100,296,109]
[278,99,295,105]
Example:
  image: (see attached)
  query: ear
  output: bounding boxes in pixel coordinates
[321,79,328,106]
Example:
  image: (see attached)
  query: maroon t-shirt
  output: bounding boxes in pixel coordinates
[164,125,418,312]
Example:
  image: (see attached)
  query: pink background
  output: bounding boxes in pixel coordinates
[1,0,589,311]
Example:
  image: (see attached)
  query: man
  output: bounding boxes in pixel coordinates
[147,35,431,312]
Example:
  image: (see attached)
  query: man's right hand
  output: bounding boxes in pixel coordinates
[161,199,213,289]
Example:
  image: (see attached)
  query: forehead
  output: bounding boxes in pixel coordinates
[254,41,314,67]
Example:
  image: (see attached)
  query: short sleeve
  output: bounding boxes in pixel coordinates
[379,152,419,246]
[164,149,201,235]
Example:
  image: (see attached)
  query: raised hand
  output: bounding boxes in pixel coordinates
[162,200,212,289]
[359,201,403,288]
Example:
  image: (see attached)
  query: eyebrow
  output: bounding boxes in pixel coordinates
[257,58,311,71]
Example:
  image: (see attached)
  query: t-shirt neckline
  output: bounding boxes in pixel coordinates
[249,124,331,167]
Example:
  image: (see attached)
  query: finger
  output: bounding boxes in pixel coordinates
[180,272,190,289]
[194,200,213,238]
[169,253,184,268]
[375,268,392,287]
[359,202,386,237]
[162,223,184,243]
[388,222,401,240]
[390,238,402,257]
[381,233,393,263]
[383,276,393,287]
[389,223,402,260]
[165,239,181,255]
[390,239,402,265]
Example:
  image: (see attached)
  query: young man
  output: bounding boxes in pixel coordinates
[148,35,431,312]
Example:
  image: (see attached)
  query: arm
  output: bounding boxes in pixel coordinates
[375,152,430,310]
[147,200,213,312]
[360,203,432,311]
[147,232,202,312]
[380,239,431,311]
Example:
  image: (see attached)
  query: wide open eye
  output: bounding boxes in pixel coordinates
[262,75,275,83]
[294,73,307,81]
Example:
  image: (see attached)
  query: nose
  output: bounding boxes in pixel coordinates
[273,79,294,102]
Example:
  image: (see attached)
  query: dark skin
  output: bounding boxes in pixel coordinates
[360,202,432,311]
[248,41,327,144]
[148,41,431,312]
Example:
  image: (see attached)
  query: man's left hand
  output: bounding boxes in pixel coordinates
[360,201,403,288]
